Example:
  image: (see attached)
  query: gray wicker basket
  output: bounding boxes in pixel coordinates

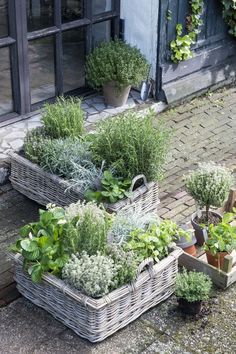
[9,151,160,214]
[11,247,182,342]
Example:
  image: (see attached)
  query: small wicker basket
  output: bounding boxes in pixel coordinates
[11,247,182,342]
[9,151,160,214]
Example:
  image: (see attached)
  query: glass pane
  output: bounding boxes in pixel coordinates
[92,0,112,15]
[61,0,83,23]
[92,21,111,48]
[28,36,55,104]
[26,0,54,32]
[0,47,13,115]
[62,28,85,92]
[0,0,8,38]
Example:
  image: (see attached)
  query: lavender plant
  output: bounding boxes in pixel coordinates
[185,162,234,222]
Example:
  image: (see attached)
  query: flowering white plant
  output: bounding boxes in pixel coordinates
[185,162,234,221]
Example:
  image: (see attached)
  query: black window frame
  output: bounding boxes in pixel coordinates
[0,0,120,123]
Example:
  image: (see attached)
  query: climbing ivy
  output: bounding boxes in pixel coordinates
[170,0,204,63]
[221,0,236,37]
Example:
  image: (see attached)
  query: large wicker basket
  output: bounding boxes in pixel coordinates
[9,151,160,214]
[11,247,182,342]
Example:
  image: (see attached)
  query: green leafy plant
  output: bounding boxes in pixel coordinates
[126,219,182,262]
[204,210,236,255]
[85,170,131,204]
[25,137,102,191]
[65,201,113,256]
[88,110,171,181]
[185,162,234,222]
[86,38,149,91]
[170,0,204,63]
[42,96,84,139]
[175,268,212,302]
[62,252,118,298]
[106,244,139,288]
[10,207,79,282]
[24,127,50,165]
[221,0,236,37]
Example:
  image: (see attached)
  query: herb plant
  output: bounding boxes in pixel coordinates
[204,211,236,255]
[11,207,78,282]
[86,38,149,91]
[62,252,118,298]
[24,127,50,165]
[221,0,236,37]
[42,96,84,139]
[88,110,171,181]
[126,220,181,262]
[175,268,212,302]
[185,162,234,222]
[85,170,131,204]
[65,201,112,256]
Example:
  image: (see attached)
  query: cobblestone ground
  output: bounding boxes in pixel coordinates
[0,86,236,353]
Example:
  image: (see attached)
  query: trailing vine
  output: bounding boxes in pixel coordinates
[221,0,236,37]
[170,0,204,63]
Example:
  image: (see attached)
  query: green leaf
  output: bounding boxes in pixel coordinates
[29,264,43,283]
[20,239,39,252]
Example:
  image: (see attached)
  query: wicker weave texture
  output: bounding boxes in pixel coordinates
[12,248,182,342]
[9,152,160,214]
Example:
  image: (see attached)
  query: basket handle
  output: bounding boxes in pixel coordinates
[130,174,148,192]
[135,257,154,280]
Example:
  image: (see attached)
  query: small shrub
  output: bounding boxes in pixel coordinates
[24,127,50,164]
[38,138,101,191]
[65,201,112,255]
[88,110,171,181]
[42,96,84,139]
[175,269,212,302]
[62,252,117,298]
[185,162,234,221]
[86,38,149,90]
[109,210,160,244]
[106,244,139,287]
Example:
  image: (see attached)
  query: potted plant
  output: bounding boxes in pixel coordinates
[185,162,234,246]
[175,226,197,257]
[175,268,212,315]
[204,211,236,270]
[86,39,149,107]
[10,202,182,342]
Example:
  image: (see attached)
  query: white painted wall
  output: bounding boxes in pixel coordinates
[120,0,159,81]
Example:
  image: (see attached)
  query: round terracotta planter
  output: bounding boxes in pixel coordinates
[103,81,131,107]
[177,298,202,315]
[205,250,229,270]
[191,211,222,246]
[176,232,197,257]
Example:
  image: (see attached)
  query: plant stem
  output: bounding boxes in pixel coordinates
[206,204,210,223]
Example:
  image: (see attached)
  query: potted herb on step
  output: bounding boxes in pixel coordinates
[175,268,212,315]
[185,162,233,246]
[204,211,236,270]
[175,226,197,257]
[86,39,149,107]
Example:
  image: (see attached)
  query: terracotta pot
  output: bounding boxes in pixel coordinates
[206,250,229,270]
[103,81,131,107]
[177,298,202,315]
[191,211,222,246]
[175,231,197,257]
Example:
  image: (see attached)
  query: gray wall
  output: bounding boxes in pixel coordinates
[120,0,159,81]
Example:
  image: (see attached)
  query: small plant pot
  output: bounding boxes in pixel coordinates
[177,298,202,315]
[103,81,131,107]
[175,231,197,257]
[206,250,229,270]
[191,211,222,246]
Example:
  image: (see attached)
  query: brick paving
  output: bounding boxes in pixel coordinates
[0,86,236,353]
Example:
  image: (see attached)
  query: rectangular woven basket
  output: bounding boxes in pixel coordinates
[11,247,182,342]
[9,151,160,214]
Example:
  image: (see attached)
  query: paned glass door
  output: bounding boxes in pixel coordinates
[0,0,120,122]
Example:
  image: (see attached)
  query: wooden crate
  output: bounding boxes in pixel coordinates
[179,248,236,289]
